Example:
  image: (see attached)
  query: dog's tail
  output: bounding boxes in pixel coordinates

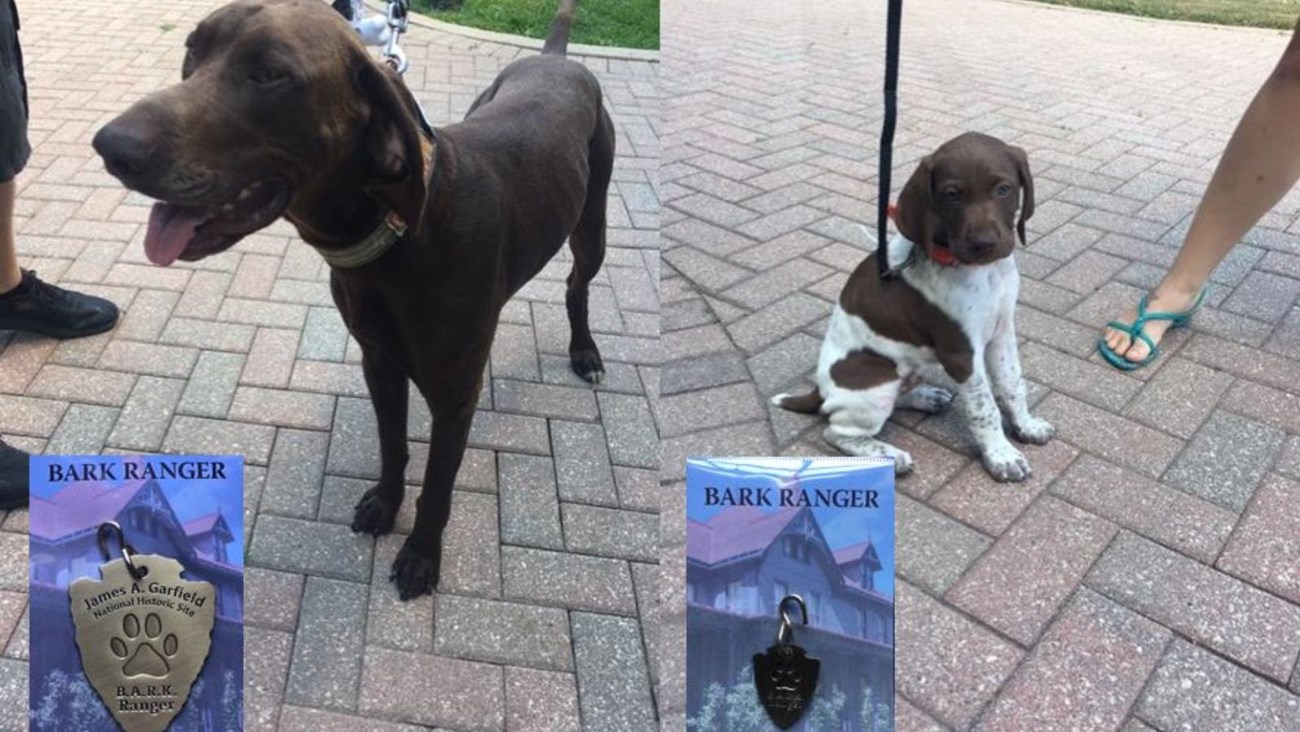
[542,0,579,55]
[770,389,824,415]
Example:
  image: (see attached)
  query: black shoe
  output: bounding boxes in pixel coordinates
[0,269,119,339]
[0,438,30,510]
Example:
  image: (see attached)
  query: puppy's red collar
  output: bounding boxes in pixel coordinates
[888,204,960,267]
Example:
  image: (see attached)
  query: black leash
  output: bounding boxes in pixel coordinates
[877,0,904,279]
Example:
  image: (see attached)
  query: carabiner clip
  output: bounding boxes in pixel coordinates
[96,521,146,580]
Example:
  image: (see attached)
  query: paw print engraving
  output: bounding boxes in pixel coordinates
[109,612,178,677]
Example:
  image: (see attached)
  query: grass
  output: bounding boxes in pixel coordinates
[1026,0,1300,29]
[415,0,659,50]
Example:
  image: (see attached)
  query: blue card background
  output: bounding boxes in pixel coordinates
[686,457,896,732]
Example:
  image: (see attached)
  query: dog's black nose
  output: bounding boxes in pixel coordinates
[93,123,155,180]
[969,235,999,256]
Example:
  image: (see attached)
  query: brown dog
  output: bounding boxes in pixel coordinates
[92,0,614,599]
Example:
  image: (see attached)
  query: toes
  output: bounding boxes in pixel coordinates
[1013,418,1055,445]
[893,450,915,475]
[570,348,605,385]
[351,487,399,536]
[1105,329,1129,353]
[982,446,1032,482]
[1124,340,1150,363]
[390,542,439,600]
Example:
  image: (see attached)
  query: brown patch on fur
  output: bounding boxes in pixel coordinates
[829,348,898,390]
[839,254,975,383]
[775,391,823,414]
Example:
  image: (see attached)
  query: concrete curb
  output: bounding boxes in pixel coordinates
[366,3,659,62]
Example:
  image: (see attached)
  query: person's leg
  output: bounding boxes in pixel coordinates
[0,179,21,293]
[1103,19,1300,362]
[0,7,118,338]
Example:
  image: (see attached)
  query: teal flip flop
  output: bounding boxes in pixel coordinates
[1098,289,1206,371]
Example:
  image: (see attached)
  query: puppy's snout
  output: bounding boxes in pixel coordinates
[968,233,999,257]
[93,120,157,181]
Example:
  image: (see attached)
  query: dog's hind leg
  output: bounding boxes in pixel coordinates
[564,108,615,384]
[352,349,410,537]
[822,380,913,473]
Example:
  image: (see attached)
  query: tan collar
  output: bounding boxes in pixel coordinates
[311,134,437,269]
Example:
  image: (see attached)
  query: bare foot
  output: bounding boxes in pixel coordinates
[1102,284,1203,363]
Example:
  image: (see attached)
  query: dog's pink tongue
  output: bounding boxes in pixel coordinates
[144,203,205,266]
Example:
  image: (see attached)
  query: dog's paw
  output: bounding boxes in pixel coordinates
[899,385,955,414]
[390,539,440,601]
[570,347,605,386]
[352,485,400,536]
[892,448,915,476]
[1013,416,1055,445]
[981,442,1032,483]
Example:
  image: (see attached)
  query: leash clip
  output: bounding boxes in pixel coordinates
[96,521,146,580]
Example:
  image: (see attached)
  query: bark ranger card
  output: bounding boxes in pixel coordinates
[30,455,245,732]
[686,457,897,732]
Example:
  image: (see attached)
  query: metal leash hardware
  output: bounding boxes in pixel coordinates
[877,0,906,279]
[69,521,217,732]
[752,594,821,730]
[382,0,411,74]
[97,521,146,581]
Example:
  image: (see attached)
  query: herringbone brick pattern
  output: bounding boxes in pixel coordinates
[0,2,660,730]
[661,0,1300,730]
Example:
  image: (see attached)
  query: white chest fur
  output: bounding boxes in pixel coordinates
[816,234,1019,391]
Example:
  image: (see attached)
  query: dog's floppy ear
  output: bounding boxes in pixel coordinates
[895,155,936,250]
[1008,144,1034,245]
[357,59,428,234]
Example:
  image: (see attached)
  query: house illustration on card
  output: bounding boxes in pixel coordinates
[30,477,242,621]
[687,505,894,730]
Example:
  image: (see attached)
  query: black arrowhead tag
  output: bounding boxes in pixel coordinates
[753,595,820,729]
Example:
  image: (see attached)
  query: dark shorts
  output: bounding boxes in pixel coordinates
[0,0,30,183]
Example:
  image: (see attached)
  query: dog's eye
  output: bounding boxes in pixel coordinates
[942,189,962,204]
[994,183,1014,198]
[250,66,289,86]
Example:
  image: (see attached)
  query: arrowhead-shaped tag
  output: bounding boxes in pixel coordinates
[753,643,820,730]
[69,556,216,732]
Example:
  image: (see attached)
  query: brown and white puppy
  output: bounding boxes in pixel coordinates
[773,132,1053,481]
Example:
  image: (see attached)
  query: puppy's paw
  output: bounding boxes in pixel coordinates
[352,485,400,536]
[390,538,441,601]
[899,385,955,414]
[570,347,605,386]
[1013,416,1055,445]
[981,442,1032,483]
[892,448,915,476]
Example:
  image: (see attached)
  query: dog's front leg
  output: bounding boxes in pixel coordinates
[957,359,1032,482]
[986,325,1055,445]
[391,392,476,600]
[352,349,410,536]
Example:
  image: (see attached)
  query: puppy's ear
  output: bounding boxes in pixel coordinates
[357,59,428,234]
[1008,145,1034,245]
[895,155,936,250]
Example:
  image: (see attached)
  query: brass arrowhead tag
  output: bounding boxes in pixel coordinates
[68,523,215,732]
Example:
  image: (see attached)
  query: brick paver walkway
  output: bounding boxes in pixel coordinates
[0,1,660,730]
[662,0,1300,730]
